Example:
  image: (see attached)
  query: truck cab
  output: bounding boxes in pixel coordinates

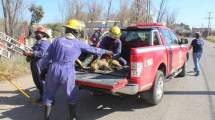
[76,23,189,105]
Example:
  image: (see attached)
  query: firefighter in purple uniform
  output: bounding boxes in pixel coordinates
[41,19,112,120]
[23,26,50,102]
[98,26,127,66]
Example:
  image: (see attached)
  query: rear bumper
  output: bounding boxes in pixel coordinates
[115,84,139,95]
[77,80,139,95]
[76,79,128,93]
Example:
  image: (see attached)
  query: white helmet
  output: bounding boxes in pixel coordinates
[46,29,53,38]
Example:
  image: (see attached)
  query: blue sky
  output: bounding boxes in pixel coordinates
[165,0,215,28]
[2,0,215,29]
[32,0,122,23]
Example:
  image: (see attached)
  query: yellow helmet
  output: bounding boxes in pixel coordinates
[109,26,121,39]
[64,19,81,30]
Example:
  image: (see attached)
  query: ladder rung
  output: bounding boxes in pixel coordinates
[0,32,32,50]
[0,32,32,57]
[0,47,11,59]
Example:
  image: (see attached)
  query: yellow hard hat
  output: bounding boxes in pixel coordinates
[109,26,121,39]
[64,19,81,30]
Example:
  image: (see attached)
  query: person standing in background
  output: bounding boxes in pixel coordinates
[189,32,204,76]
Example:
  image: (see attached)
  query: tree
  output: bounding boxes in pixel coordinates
[58,0,67,23]
[45,23,63,37]
[116,0,130,27]
[87,0,102,22]
[106,0,112,21]
[60,0,87,22]
[1,0,25,37]
[184,25,190,30]
[29,4,44,25]
[156,0,167,23]
[28,4,44,37]
[130,0,148,23]
[166,10,177,27]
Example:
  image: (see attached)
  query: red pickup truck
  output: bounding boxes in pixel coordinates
[76,23,189,105]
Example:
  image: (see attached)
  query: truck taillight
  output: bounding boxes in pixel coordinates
[131,62,143,77]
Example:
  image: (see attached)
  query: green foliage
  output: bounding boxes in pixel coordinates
[45,23,63,38]
[29,4,44,25]
[168,23,191,34]
[180,23,190,30]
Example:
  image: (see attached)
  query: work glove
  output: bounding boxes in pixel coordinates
[26,56,31,62]
[102,51,113,59]
[105,51,113,56]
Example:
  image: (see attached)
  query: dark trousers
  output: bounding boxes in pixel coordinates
[30,61,43,96]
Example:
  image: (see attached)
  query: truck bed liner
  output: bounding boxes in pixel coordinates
[76,68,129,92]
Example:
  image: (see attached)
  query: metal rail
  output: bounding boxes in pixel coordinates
[0,32,32,59]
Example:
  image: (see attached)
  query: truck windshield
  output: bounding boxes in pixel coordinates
[121,30,152,43]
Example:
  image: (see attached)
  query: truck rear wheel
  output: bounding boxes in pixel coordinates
[141,70,165,105]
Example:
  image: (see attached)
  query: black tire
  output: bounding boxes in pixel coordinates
[141,70,165,105]
[178,61,187,77]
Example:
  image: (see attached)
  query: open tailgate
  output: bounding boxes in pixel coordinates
[76,68,129,93]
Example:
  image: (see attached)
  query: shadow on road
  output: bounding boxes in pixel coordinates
[0,88,43,120]
[185,70,197,76]
[0,88,153,120]
[75,90,153,120]
[187,70,195,73]
[165,91,215,95]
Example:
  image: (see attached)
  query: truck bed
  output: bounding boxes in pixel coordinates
[76,67,129,92]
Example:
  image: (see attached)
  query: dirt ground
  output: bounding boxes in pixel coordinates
[0,75,43,120]
[0,56,30,81]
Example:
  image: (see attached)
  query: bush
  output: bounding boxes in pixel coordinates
[206,36,215,43]
[45,23,63,38]
[0,55,30,81]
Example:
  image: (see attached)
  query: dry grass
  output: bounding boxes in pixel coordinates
[0,55,30,81]
[206,36,215,43]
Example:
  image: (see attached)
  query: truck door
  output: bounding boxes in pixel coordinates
[160,29,174,74]
[169,31,182,70]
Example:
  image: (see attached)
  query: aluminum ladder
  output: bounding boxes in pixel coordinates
[0,32,32,59]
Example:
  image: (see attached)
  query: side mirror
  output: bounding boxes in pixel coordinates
[180,38,188,44]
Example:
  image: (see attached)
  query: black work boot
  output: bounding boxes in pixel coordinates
[68,104,79,120]
[44,105,52,120]
[35,91,43,104]
[35,96,42,104]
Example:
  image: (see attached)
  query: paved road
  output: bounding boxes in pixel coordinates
[0,40,215,120]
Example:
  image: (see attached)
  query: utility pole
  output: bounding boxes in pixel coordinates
[206,12,213,36]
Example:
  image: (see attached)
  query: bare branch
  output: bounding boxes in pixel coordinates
[116,0,130,26]
[157,0,167,23]
[87,0,102,22]
[61,0,87,21]
[106,0,112,21]
[1,0,27,37]
[166,9,178,26]
[130,0,148,23]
